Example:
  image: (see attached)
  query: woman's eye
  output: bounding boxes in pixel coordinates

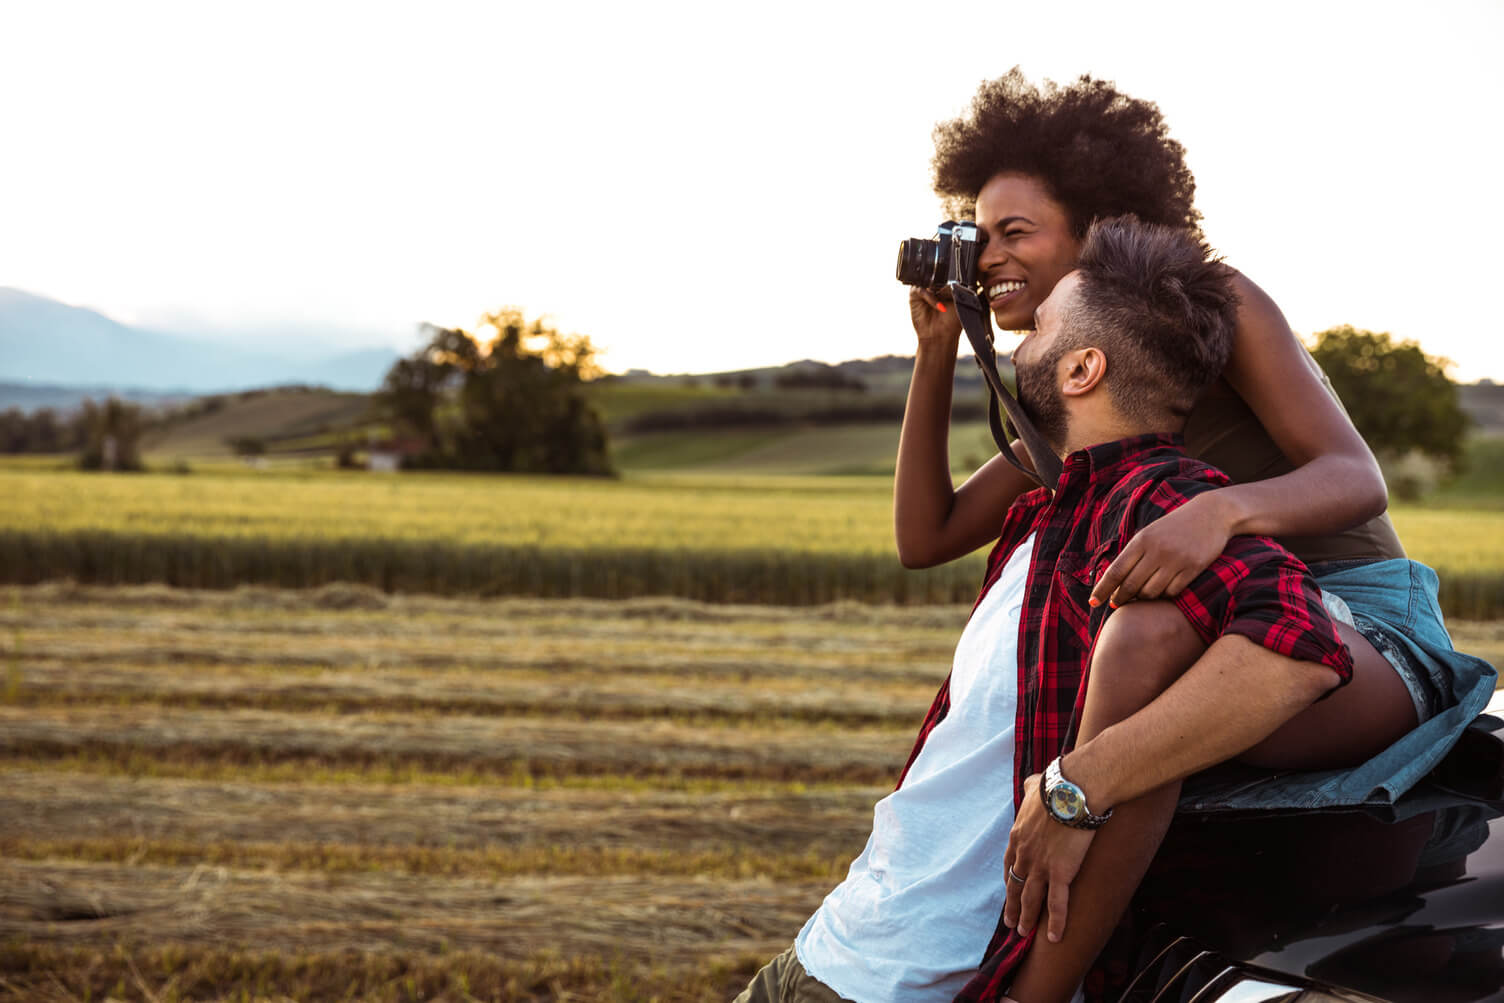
[1004,229,1026,238]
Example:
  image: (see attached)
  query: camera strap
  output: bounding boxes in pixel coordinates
[948,282,1063,492]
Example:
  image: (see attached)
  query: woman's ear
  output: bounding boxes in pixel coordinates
[1060,347,1107,398]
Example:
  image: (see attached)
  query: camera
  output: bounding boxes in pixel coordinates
[895,220,982,291]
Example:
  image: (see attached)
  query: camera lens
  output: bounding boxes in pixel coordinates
[896,237,948,289]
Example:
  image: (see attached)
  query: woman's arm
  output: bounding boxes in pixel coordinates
[1090,271,1389,606]
[893,288,1038,568]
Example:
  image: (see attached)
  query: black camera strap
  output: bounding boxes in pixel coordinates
[948,282,1063,492]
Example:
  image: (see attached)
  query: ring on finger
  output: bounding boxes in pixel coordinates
[1007,865,1026,884]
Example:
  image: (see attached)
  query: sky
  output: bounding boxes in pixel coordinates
[2,0,1501,381]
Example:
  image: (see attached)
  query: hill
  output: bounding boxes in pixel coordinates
[0,288,398,393]
[140,387,375,460]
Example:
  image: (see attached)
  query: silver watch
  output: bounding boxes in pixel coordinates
[1041,756,1113,829]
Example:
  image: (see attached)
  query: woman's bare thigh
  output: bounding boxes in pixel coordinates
[1240,621,1418,771]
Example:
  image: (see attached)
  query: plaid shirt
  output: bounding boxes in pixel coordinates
[894,434,1354,1002]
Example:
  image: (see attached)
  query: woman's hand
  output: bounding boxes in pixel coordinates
[1089,491,1235,608]
[1003,772,1096,943]
[909,286,962,344]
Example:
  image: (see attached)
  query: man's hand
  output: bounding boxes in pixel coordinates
[1089,491,1235,608]
[1003,773,1097,943]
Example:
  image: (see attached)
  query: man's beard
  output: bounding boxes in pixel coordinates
[1014,346,1069,454]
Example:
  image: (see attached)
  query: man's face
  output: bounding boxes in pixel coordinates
[1010,272,1082,451]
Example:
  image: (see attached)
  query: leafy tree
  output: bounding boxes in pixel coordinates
[77,398,145,471]
[377,309,612,475]
[1310,326,1469,470]
[226,436,267,458]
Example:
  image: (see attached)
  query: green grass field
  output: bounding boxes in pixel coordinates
[2,462,1502,614]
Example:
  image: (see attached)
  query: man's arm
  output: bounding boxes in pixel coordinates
[1062,631,1338,815]
[1002,529,1351,949]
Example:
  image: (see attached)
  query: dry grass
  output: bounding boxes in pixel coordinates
[0,941,766,1002]
[0,704,913,785]
[0,585,919,998]
[1,858,818,964]
[5,583,1492,1000]
[0,769,875,862]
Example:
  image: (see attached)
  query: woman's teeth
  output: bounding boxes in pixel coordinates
[988,281,1025,299]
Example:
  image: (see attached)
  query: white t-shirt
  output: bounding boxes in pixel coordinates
[794,534,1034,1001]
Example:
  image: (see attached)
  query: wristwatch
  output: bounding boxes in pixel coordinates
[1041,756,1113,829]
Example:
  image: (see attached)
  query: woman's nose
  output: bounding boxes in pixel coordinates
[977,238,1007,271]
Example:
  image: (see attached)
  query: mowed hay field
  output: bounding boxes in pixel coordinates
[0,583,973,1001]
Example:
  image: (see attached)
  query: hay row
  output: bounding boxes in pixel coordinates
[0,768,877,859]
[0,939,764,1003]
[5,659,937,728]
[0,706,913,785]
[1,836,853,884]
[2,858,820,965]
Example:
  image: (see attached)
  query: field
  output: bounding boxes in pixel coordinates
[0,583,970,1001]
[3,423,1502,999]
[3,465,1504,616]
[2,583,1500,1001]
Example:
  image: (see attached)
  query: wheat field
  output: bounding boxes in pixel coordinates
[2,468,1501,615]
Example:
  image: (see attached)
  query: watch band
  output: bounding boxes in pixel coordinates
[1042,756,1113,830]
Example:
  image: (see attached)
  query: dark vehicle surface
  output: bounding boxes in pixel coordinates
[1098,689,1504,1003]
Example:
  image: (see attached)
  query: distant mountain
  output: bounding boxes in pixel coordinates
[0,288,399,393]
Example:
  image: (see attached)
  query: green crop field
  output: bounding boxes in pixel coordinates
[1,463,1503,615]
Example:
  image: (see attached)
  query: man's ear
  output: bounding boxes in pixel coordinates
[1059,347,1107,398]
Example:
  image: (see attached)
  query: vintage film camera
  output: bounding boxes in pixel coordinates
[895,220,982,291]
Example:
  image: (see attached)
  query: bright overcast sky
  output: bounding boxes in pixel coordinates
[2,0,1501,381]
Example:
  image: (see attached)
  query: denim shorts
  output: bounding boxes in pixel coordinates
[1318,580,1442,724]
[1178,559,1498,814]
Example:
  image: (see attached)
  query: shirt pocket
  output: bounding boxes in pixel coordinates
[1053,546,1115,644]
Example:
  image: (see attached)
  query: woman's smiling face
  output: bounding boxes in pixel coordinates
[974,172,1083,332]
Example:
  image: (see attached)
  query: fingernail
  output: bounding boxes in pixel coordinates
[935,303,947,313]
[1048,932,1060,943]
[1088,597,1100,607]
[1109,600,1119,609]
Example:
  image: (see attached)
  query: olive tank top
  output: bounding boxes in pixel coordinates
[1182,351,1406,566]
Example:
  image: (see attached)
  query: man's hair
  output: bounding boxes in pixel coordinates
[932,69,1200,238]
[1068,217,1239,424]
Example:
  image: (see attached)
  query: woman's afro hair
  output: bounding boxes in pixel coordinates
[932,68,1201,238]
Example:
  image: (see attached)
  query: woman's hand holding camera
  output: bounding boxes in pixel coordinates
[909,287,962,345]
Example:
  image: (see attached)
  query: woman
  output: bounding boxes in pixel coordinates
[889,70,1495,1002]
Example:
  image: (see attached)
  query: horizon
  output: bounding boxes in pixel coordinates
[2,1,1501,383]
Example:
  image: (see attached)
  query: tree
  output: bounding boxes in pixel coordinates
[377,309,612,475]
[77,398,145,471]
[1310,326,1469,471]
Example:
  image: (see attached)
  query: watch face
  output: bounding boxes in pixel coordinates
[1048,782,1084,821]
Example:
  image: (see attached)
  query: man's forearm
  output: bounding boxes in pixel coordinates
[1063,633,1340,810]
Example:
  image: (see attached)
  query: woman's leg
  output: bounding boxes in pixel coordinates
[1005,602,1204,1003]
[1241,619,1418,769]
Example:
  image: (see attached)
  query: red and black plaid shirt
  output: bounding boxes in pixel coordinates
[895,434,1354,1002]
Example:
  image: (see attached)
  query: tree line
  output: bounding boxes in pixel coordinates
[0,322,1480,487]
[0,399,146,470]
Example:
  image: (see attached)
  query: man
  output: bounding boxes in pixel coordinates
[734,218,1357,1003]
